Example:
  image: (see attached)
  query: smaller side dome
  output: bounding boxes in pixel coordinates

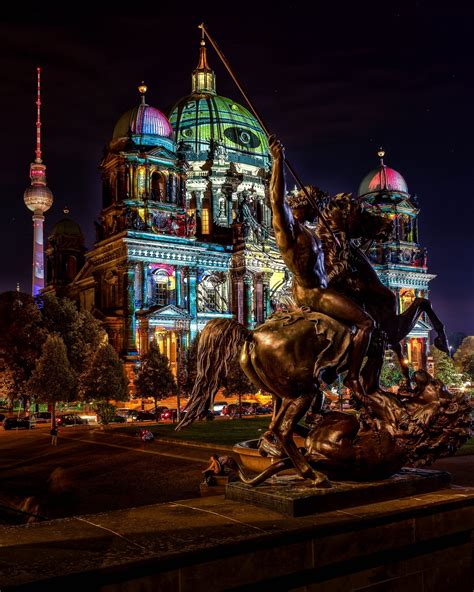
[50,217,84,239]
[113,104,173,140]
[358,149,408,196]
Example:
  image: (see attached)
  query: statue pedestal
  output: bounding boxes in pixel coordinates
[226,468,451,517]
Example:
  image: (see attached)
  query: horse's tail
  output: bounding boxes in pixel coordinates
[237,457,293,486]
[176,318,250,430]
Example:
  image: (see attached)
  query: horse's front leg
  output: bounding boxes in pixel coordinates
[276,394,330,487]
[391,298,448,354]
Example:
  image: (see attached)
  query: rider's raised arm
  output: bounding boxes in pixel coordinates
[269,136,296,253]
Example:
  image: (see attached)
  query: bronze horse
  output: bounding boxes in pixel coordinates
[315,194,449,393]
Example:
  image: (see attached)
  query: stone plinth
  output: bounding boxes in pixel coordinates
[226,468,451,517]
[1,484,474,591]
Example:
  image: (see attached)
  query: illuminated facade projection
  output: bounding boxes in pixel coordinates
[53,42,286,380]
[358,149,434,370]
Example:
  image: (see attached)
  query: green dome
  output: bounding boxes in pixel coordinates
[51,217,84,239]
[169,94,270,168]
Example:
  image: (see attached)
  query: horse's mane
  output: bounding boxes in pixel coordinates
[316,193,354,283]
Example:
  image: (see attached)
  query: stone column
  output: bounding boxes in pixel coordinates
[124,264,137,355]
[135,263,144,308]
[254,274,264,325]
[176,268,182,307]
[243,274,253,328]
[188,268,198,340]
[137,316,149,356]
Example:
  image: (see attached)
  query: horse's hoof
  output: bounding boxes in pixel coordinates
[434,335,449,355]
[312,478,332,489]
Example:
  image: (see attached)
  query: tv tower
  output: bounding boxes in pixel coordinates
[23,67,53,296]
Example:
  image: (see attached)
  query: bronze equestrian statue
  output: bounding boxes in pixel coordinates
[177,193,398,485]
[178,135,465,487]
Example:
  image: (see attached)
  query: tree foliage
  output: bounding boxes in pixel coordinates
[134,342,176,414]
[39,294,106,374]
[379,359,404,388]
[95,401,117,425]
[431,348,462,386]
[0,292,46,403]
[79,343,129,403]
[27,334,77,423]
[461,352,474,382]
[453,336,474,378]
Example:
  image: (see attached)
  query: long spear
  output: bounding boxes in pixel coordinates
[199,23,340,247]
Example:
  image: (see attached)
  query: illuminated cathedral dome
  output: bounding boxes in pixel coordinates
[113,84,173,141]
[51,214,83,239]
[359,149,408,196]
[169,40,269,166]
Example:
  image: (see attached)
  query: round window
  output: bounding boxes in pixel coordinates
[239,131,251,144]
[182,128,193,138]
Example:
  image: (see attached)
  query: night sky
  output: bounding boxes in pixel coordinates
[1,3,472,335]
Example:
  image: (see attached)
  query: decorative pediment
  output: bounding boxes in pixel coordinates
[138,304,193,321]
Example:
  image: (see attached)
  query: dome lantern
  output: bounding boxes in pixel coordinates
[192,34,216,95]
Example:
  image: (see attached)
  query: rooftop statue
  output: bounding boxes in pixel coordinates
[177,136,468,487]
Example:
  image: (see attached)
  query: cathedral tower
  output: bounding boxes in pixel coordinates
[359,149,434,369]
[23,68,53,296]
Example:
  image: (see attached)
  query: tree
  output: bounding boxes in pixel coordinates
[0,291,47,408]
[182,334,200,396]
[134,342,176,419]
[462,352,474,383]
[453,336,474,376]
[379,359,404,388]
[95,401,117,426]
[79,343,129,403]
[431,348,462,386]
[27,334,76,426]
[39,294,106,375]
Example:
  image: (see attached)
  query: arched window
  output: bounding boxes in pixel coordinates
[66,256,77,281]
[153,271,169,306]
[151,172,166,202]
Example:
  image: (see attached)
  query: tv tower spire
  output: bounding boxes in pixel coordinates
[23,67,53,296]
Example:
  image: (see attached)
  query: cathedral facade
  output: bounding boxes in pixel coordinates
[45,42,286,382]
[44,42,432,384]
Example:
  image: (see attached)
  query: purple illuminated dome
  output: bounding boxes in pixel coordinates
[113,84,173,140]
[358,149,408,196]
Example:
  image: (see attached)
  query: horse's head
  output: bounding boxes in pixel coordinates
[319,194,392,244]
[287,185,329,224]
[349,203,394,242]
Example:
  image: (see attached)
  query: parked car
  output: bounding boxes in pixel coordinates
[3,417,32,430]
[212,402,228,416]
[30,411,52,424]
[131,411,156,422]
[109,415,126,423]
[150,406,169,419]
[161,408,177,421]
[255,406,272,415]
[56,414,86,426]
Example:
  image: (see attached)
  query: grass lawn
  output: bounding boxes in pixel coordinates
[114,417,270,446]
[114,420,474,454]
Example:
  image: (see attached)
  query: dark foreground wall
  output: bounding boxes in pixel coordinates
[2,486,474,591]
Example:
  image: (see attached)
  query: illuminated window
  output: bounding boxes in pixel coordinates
[201,208,210,234]
[137,166,146,198]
